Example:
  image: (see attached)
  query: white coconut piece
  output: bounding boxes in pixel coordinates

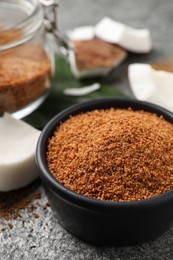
[69,49,114,79]
[95,17,152,53]
[67,26,95,41]
[0,113,40,192]
[128,64,173,112]
[69,39,127,79]
[63,83,100,96]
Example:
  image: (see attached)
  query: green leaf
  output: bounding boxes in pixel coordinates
[24,56,127,129]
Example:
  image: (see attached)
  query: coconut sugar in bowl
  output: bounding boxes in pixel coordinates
[0,0,55,118]
[36,98,173,246]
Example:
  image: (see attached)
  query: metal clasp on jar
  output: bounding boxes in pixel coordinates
[40,0,72,57]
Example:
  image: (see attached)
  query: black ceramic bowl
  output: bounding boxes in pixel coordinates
[36,98,173,246]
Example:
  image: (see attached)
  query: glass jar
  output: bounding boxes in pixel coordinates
[0,0,55,118]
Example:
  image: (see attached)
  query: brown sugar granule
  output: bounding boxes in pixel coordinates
[0,180,41,220]
[72,39,127,70]
[0,43,51,114]
[33,213,39,219]
[42,202,50,210]
[8,223,13,229]
[47,109,173,202]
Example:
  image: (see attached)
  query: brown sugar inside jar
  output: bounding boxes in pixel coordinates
[0,0,54,118]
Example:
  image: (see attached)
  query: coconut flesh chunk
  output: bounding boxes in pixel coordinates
[128,64,173,112]
[67,26,95,41]
[69,39,127,79]
[63,83,101,96]
[95,17,152,53]
[0,113,40,191]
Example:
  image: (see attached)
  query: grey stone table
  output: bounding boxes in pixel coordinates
[1,0,173,259]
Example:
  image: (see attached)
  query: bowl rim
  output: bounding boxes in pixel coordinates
[36,97,173,211]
